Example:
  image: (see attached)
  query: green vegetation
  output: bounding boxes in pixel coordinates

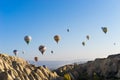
[64,73,71,80]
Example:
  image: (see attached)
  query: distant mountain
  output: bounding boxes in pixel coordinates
[28,60,86,70]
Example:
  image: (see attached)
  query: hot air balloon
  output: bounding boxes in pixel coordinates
[67,29,69,32]
[43,65,46,68]
[82,41,85,46]
[39,45,46,55]
[13,50,18,56]
[114,43,116,45]
[54,35,60,43]
[22,51,25,54]
[51,50,54,54]
[101,27,107,34]
[34,57,38,62]
[86,35,90,40]
[24,35,32,44]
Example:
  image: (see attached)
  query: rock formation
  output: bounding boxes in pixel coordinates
[0,53,63,80]
[2,53,120,80]
[55,54,120,80]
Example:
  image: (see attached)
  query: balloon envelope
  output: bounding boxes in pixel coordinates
[39,45,46,55]
[101,27,107,34]
[114,43,116,45]
[24,35,32,44]
[86,35,90,40]
[13,50,18,56]
[51,51,53,54]
[54,35,60,43]
[82,42,85,46]
[67,29,69,32]
[34,57,38,62]
[22,51,25,54]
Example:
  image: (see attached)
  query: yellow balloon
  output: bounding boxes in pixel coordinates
[54,35,60,43]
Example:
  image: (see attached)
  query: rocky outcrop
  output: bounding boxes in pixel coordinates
[55,54,120,80]
[0,53,62,80]
[2,53,120,80]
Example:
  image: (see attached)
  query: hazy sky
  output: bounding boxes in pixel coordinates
[0,0,120,61]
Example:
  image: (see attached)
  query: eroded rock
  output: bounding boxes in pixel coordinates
[0,53,60,80]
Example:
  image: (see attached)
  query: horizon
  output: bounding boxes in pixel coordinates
[1,0,120,61]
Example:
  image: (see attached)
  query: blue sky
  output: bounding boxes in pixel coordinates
[0,0,120,61]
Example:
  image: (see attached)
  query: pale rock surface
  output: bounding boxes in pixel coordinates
[0,53,62,80]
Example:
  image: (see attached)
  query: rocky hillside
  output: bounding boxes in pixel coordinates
[55,54,120,80]
[2,53,120,80]
[0,53,63,80]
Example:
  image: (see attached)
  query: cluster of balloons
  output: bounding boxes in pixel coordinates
[81,35,90,46]
[13,50,24,56]
[13,35,32,56]
[81,27,108,46]
[13,34,61,62]
[13,27,108,62]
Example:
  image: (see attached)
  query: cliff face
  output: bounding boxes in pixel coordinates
[55,54,120,80]
[2,53,120,80]
[0,53,62,80]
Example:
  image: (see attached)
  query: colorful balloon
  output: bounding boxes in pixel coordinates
[54,35,60,43]
[101,27,107,34]
[24,35,32,44]
[39,45,46,55]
